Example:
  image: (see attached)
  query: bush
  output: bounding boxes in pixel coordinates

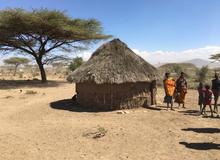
[196,66,209,83]
[68,57,84,71]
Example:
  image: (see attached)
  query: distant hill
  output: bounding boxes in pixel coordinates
[157,62,219,88]
[158,63,199,88]
[158,63,198,78]
[183,59,210,68]
[154,59,212,68]
[159,63,197,71]
[184,58,220,68]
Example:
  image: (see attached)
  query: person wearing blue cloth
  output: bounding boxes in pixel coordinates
[211,73,220,117]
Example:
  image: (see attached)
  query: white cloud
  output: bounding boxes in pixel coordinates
[2,45,219,66]
[133,46,220,65]
[76,51,92,61]
[39,45,220,65]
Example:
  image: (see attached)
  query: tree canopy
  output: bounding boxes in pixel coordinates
[0,8,111,82]
[4,57,30,65]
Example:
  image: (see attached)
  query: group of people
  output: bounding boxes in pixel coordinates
[163,72,187,110]
[163,72,219,118]
[198,73,220,117]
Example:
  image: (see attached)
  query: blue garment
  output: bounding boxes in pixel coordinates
[212,79,220,96]
[164,95,173,103]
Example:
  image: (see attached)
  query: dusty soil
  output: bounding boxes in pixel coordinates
[0,82,219,160]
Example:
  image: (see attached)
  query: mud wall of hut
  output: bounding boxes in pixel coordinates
[75,82,155,110]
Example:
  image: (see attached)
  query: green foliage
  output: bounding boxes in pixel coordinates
[0,8,111,82]
[173,65,182,74]
[0,8,110,44]
[210,53,220,62]
[196,66,209,83]
[68,57,84,71]
[159,63,197,78]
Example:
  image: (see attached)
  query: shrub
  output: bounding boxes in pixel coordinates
[68,57,84,71]
[196,66,209,83]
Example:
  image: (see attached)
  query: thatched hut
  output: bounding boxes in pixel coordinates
[68,39,158,110]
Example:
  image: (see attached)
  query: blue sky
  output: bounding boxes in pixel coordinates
[1,0,220,63]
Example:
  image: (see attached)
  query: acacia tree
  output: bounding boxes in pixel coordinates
[68,57,84,71]
[0,8,110,83]
[4,57,30,76]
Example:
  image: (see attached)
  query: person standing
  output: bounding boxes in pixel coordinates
[211,73,220,117]
[150,80,157,105]
[201,85,214,117]
[175,72,188,108]
[197,82,205,112]
[163,72,176,110]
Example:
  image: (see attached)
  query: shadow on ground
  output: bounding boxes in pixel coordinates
[50,99,112,112]
[179,142,220,150]
[51,99,167,112]
[156,105,166,109]
[0,80,66,89]
[182,128,220,134]
[145,106,162,111]
[178,109,200,116]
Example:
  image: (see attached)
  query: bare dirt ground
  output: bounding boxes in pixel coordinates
[0,81,219,160]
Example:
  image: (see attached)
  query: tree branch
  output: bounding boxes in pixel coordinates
[39,36,49,52]
[1,41,38,58]
[45,41,67,53]
[42,55,70,65]
[18,35,36,53]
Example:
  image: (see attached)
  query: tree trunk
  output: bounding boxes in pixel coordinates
[13,64,19,76]
[36,59,47,83]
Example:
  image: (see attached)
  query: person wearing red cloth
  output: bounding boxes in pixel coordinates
[201,85,214,117]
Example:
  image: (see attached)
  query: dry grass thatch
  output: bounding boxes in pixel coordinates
[67,39,158,84]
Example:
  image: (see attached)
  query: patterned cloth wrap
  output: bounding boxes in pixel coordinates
[175,77,187,104]
[164,78,176,103]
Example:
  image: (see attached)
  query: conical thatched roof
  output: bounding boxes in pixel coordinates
[67,39,158,84]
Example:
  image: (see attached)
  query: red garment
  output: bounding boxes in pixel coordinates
[197,87,205,105]
[198,88,205,95]
[204,89,212,105]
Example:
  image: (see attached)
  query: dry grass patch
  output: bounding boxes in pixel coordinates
[83,126,108,139]
[25,90,37,95]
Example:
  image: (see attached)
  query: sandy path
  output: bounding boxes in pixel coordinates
[0,83,219,160]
